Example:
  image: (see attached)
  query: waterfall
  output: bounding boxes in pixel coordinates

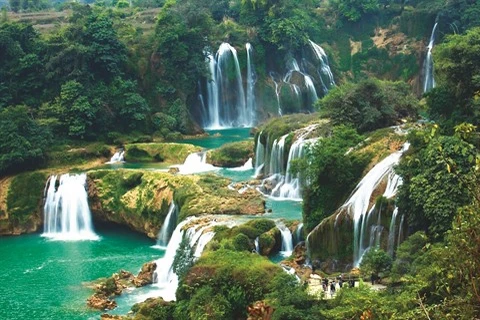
[269,135,287,176]
[216,43,249,127]
[205,53,220,128]
[107,150,124,163]
[284,58,318,108]
[269,72,283,116]
[341,143,409,266]
[255,236,260,253]
[308,40,336,92]
[246,43,257,125]
[269,124,319,200]
[423,22,438,93]
[42,173,99,241]
[156,202,178,249]
[397,214,405,248]
[228,158,253,171]
[387,207,399,256]
[153,216,237,301]
[276,221,293,256]
[172,151,216,175]
[254,133,265,178]
[295,223,304,244]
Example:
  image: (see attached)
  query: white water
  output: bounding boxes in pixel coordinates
[156,202,178,248]
[423,22,438,93]
[276,221,293,257]
[216,43,249,127]
[387,207,399,256]
[295,223,304,245]
[106,150,125,163]
[269,72,283,116]
[284,58,318,108]
[171,152,217,175]
[341,143,409,266]
[269,135,287,176]
[152,216,238,301]
[269,124,319,200]
[228,158,253,171]
[246,43,256,125]
[254,133,265,178]
[308,40,336,92]
[205,53,221,128]
[254,236,260,253]
[42,173,99,241]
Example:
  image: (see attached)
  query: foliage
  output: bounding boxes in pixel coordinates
[359,248,392,278]
[0,106,50,175]
[233,233,251,251]
[207,140,254,167]
[6,171,47,222]
[177,249,282,319]
[427,27,480,130]
[317,78,418,133]
[330,0,379,22]
[172,234,195,279]
[302,125,371,231]
[396,126,477,238]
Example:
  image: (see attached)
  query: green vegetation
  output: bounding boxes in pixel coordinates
[207,140,254,167]
[124,143,201,163]
[317,78,418,133]
[6,171,47,222]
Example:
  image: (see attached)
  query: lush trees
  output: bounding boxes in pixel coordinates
[302,126,371,231]
[317,78,418,133]
[0,106,50,175]
[359,248,392,279]
[427,27,480,129]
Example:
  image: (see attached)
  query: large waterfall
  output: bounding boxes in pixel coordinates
[423,22,438,93]
[246,43,257,125]
[203,43,254,128]
[152,216,237,301]
[156,202,178,248]
[42,173,99,241]
[341,143,409,266]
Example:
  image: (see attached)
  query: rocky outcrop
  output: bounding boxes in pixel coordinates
[124,143,202,164]
[88,170,265,239]
[0,173,46,236]
[133,261,156,287]
[207,140,254,167]
[247,301,274,320]
[258,227,281,256]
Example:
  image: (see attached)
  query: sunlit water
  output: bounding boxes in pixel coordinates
[0,228,161,320]
[2,126,303,318]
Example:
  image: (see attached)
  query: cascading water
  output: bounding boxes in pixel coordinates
[254,236,260,253]
[172,151,216,175]
[215,43,249,127]
[156,202,178,248]
[268,135,287,176]
[268,124,319,200]
[387,207,399,256]
[308,40,336,93]
[246,43,257,125]
[228,158,253,171]
[284,58,318,108]
[254,133,265,178]
[42,173,99,241]
[342,143,409,266]
[276,221,293,256]
[423,22,438,93]
[205,53,220,128]
[269,71,283,116]
[107,150,124,163]
[295,223,304,245]
[152,216,237,301]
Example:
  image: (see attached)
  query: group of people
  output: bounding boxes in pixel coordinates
[321,274,356,296]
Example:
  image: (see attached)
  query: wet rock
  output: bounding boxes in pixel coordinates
[101,314,124,320]
[87,294,117,310]
[133,261,157,287]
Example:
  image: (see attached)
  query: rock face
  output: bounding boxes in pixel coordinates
[87,270,134,310]
[88,170,265,239]
[307,209,354,272]
[133,262,156,287]
[0,173,46,236]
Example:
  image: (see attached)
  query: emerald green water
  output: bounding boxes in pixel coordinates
[1,126,303,319]
[0,228,162,320]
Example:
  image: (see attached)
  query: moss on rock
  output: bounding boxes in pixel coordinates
[124,143,202,164]
[0,172,47,235]
[207,140,254,167]
[88,170,265,238]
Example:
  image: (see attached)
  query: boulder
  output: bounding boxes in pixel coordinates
[133,261,157,287]
[87,294,117,310]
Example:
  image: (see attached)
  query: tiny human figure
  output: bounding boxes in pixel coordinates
[371,273,375,285]
[330,281,336,294]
